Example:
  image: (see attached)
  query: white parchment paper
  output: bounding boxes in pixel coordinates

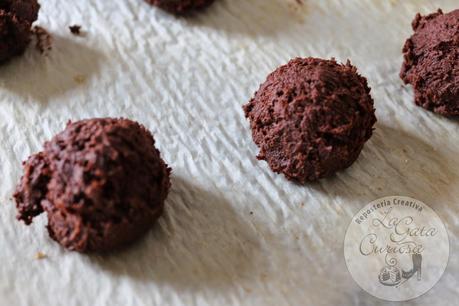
[0,0,458,305]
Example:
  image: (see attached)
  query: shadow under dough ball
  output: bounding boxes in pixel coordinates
[0,0,40,63]
[146,0,215,15]
[14,118,171,253]
[400,9,459,116]
[243,58,377,183]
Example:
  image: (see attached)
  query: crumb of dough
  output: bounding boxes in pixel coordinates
[32,26,52,54]
[69,25,82,35]
[34,252,47,260]
[73,75,86,84]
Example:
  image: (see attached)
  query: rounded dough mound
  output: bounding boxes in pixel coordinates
[146,0,215,15]
[243,58,376,183]
[400,9,459,116]
[14,118,171,253]
[0,0,40,63]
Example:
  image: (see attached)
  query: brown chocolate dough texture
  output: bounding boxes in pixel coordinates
[243,58,377,183]
[0,0,40,63]
[400,9,459,116]
[146,0,215,15]
[14,118,171,253]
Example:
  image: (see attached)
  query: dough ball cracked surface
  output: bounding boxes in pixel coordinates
[400,9,459,116]
[14,118,171,253]
[243,58,376,183]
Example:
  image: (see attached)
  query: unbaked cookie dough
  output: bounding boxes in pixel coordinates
[243,58,377,183]
[146,0,215,15]
[0,0,40,63]
[14,118,171,253]
[400,9,459,116]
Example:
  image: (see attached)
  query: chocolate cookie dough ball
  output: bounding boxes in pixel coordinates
[400,9,459,116]
[0,0,40,63]
[14,118,171,253]
[146,0,215,15]
[243,58,376,183]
